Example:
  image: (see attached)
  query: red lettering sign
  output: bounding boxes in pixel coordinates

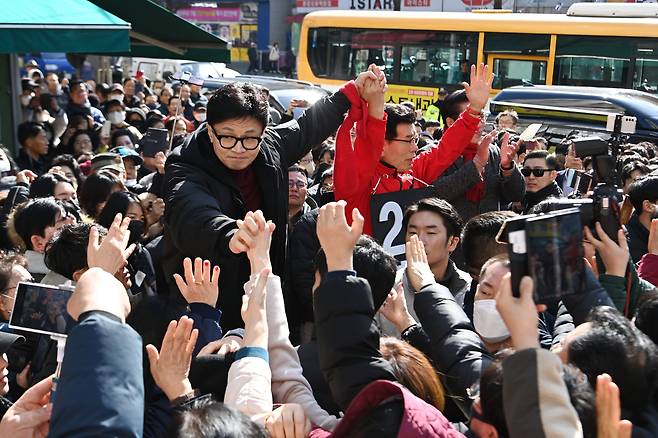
[296,0,339,7]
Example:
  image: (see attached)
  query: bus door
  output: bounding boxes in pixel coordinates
[487,54,549,92]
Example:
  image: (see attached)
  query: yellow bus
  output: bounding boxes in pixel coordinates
[297,5,658,112]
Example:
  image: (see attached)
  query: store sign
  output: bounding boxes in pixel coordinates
[296,0,339,7]
[404,0,431,6]
[349,0,398,9]
[177,6,242,22]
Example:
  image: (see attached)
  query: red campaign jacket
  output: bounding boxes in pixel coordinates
[333,82,481,235]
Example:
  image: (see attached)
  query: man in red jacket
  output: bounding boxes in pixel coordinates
[334,63,493,235]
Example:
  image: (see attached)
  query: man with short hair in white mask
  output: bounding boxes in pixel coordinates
[191,101,207,130]
[472,254,553,352]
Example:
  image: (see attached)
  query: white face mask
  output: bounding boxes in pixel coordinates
[125,178,137,186]
[194,112,207,123]
[35,110,50,123]
[21,94,33,107]
[473,299,510,343]
[108,111,126,125]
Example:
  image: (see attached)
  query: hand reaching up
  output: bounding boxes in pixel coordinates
[405,235,436,292]
[584,224,629,277]
[146,316,198,402]
[0,376,52,438]
[495,273,546,351]
[68,267,131,322]
[87,213,136,275]
[596,374,632,438]
[317,201,364,272]
[173,257,220,307]
[474,129,496,169]
[244,210,276,274]
[462,63,493,113]
[229,210,271,255]
[241,268,270,349]
[499,132,519,170]
[379,281,417,333]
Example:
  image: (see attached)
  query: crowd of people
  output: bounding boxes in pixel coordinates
[0,60,655,437]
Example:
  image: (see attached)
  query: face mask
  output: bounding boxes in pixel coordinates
[108,111,125,125]
[127,220,145,245]
[194,112,207,123]
[0,160,11,173]
[21,95,33,107]
[473,299,510,343]
[110,94,123,102]
[125,178,137,186]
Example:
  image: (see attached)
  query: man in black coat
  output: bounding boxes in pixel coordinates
[162,73,374,330]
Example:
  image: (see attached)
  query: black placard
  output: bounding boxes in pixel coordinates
[370,187,435,261]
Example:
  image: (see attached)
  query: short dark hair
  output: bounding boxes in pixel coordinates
[50,154,84,186]
[523,150,557,169]
[621,161,650,185]
[104,99,125,113]
[634,291,658,346]
[29,173,73,199]
[45,223,106,280]
[8,198,65,250]
[627,175,658,211]
[97,191,142,230]
[0,252,28,291]
[17,122,44,148]
[66,129,99,156]
[166,397,267,438]
[403,197,463,239]
[568,307,658,416]
[384,104,416,139]
[461,211,517,276]
[288,165,308,179]
[441,89,469,125]
[79,170,124,218]
[207,83,268,130]
[315,235,397,312]
[110,128,136,148]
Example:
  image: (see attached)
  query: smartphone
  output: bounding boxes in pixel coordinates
[140,128,169,158]
[524,209,585,304]
[9,282,75,337]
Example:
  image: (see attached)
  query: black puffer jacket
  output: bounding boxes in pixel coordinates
[162,87,351,330]
[409,283,493,417]
[288,208,319,324]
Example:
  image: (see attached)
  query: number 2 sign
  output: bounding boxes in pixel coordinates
[370,187,435,261]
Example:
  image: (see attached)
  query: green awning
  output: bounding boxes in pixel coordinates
[88,0,230,63]
[0,0,130,53]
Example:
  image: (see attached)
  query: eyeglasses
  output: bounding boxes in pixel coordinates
[521,168,554,177]
[209,125,262,151]
[288,180,307,189]
[299,158,313,165]
[386,136,419,145]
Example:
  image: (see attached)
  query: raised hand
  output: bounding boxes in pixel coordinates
[67,267,131,322]
[495,273,545,351]
[229,211,260,254]
[0,375,52,438]
[499,132,518,169]
[16,170,37,185]
[462,63,493,113]
[583,224,629,277]
[264,403,311,438]
[87,213,136,275]
[405,235,436,292]
[475,129,496,169]
[245,210,276,274]
[354,64,379,98]
[173,257,220,307]
[596,374,632,438]
[146,316,198,402]
[316,201,364,272]
[241,268,270,349]
[379,282,417,333]
[198,335,242,357]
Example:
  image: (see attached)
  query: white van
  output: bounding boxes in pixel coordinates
[119,57,240,81]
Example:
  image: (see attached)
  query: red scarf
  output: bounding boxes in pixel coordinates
[462,142,485,203]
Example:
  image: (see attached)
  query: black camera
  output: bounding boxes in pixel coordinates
[498,208,586,304]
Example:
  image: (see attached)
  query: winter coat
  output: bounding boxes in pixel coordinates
[162,84,353,329]
[627,214,649,264]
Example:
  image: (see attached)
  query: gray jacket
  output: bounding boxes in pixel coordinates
[433,143,525,223]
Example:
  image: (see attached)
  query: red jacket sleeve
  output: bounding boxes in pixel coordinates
[411,109,480,183]
[638,253,658,287]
